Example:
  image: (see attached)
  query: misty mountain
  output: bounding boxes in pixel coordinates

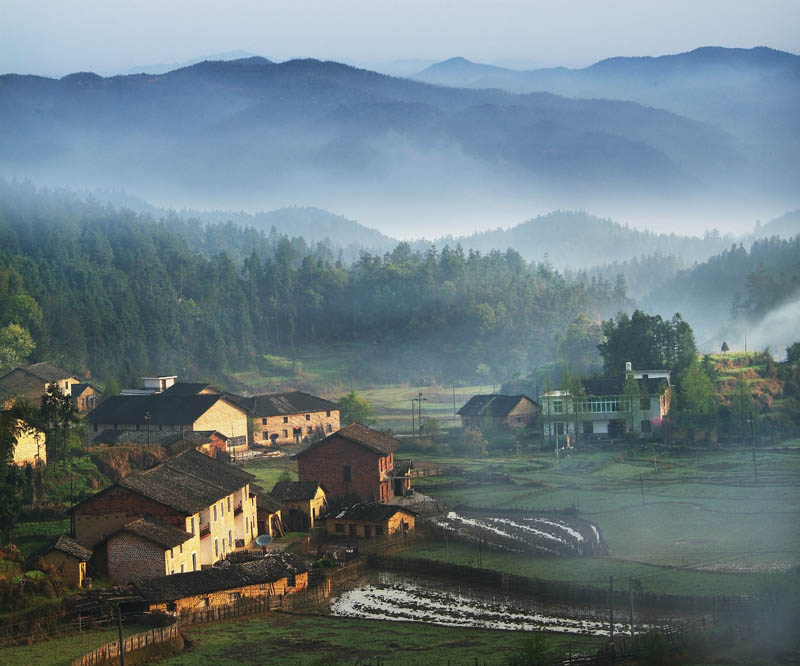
[116,50,265,76]
[439,211,734,268]
[0,56,769,228]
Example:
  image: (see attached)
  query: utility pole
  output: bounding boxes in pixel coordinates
[452,379,456,418]
[629,578,635,641]
[144,411,151,446]
[411,400,415,438]
[609,576,614,640]
[640,475,644,505]
[749,412,757,483]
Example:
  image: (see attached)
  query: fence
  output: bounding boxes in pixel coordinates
[70,623,180,666]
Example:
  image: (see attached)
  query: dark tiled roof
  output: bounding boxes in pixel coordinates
[73,448,254,516]
[71,383,96,396]
[332,502,416,522]
[270,481,324,502]
[114,518,193,549]
[161,382,218,396]
[94,429,228,447]
[132,553,310,602]
[86,394,244,426]
[25,362,76,382]
[247,391,338,417]
[255,492,283,513]
[294,422,398,459]
[49,535,93,561]
[457,394,537,418]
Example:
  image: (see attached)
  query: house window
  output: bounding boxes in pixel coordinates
[283,416,288,423]
[640,398,651,410]
[228,592,240,602]
[305,414,311,420]
[552,400,563,414]
[307,426,312,434]
[554,423,565,435]
[228,530,232,547]
[93,423,98,432]
[262,417,268,425]
[287,574,296,588]
[375,525,384,536]
[343,465,351,482]
[335,523,345,533]
[192,553,197,570]
[326,410,331,417]
[263,431,269,440]
[516,416,523,423]
[641,420,652,433]
[283,429,288,437]
[180,564,184,573]
[190,517,195,534]
[326,424,332,432]
[583,421,594,434]
[221,502,224,516]
[260,583,267,590]
[214,505,217,521]
[179,544,183,554]
[227,497,231,512]
[214,539,219,556]
[245,517,249,533]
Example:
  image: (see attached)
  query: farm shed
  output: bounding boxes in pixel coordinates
[39,535,93,587]
[270,481,327,531]
[294,422,408,503]
[457,394,539,430]
[132,553,310,614]
[254,491,284,538]
[328,503,416,539]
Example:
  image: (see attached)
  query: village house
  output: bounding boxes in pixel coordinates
[327,503,416,539]
[539,362,671,441]
[131,553,310,614]
[38,535,93,588]
[0,362,81,406]
[70,448,258,574]
[294,423,410,503]
[457,394,539,430]
[240,391,340,446]
[85,392,249,453]
[270,481,327,531]
[70,383,98,413]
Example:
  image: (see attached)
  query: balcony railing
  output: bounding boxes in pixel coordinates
[199,526,210,539]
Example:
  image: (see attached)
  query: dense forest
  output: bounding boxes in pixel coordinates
[0,182,629,389]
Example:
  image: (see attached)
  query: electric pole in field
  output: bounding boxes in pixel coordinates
[411,400,415,438]
[609,575,614,640]
[749,412,757,483]
[629,577,635,640]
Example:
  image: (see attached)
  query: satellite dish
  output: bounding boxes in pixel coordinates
[255,534,273,546]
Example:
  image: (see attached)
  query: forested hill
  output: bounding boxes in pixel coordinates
[0,183,629,389]
[643,235,800,352]
[440,211,734,269]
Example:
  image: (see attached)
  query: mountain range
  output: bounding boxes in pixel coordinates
[1,48,796,234]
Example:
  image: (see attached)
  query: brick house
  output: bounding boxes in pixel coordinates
[0,362,81,404]
[457,394,539,430]
[105,518,194,583]
[270,481,327,531]
[39,535,92,587]
[70,449,258,573]
[70,383,98,413]
[327,503,416,539]
[242,391,340,446]
[85,393,249,453]
[132,553,310,614]
[294,423,409,503]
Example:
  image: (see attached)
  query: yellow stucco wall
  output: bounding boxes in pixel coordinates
[194,399,248,445]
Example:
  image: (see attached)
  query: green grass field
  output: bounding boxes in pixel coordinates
[13,519,72,559]
[157,613,600,666]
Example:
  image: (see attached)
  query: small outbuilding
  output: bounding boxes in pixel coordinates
[39,535,93,588]
[105,518,194,583]
[457,394,538,430]
[254,492,284,538]
[327,503,416,539]
[270,481,327,531]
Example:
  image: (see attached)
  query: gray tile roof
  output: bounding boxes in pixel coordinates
[114,518,193,549]
[331,502,416,522]
[270,481,324,502]
[24,362,76,383]
[86,394,244,426]
[132,553,310,602]
[457,394,537,418]
[49,535,93,561]
[247,391,338,417]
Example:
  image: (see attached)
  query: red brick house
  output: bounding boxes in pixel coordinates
[457,394,539,430]
[105,518,194,583]
[294,423,410,504]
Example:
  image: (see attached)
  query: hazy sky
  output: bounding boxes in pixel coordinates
[3,0,798,77]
